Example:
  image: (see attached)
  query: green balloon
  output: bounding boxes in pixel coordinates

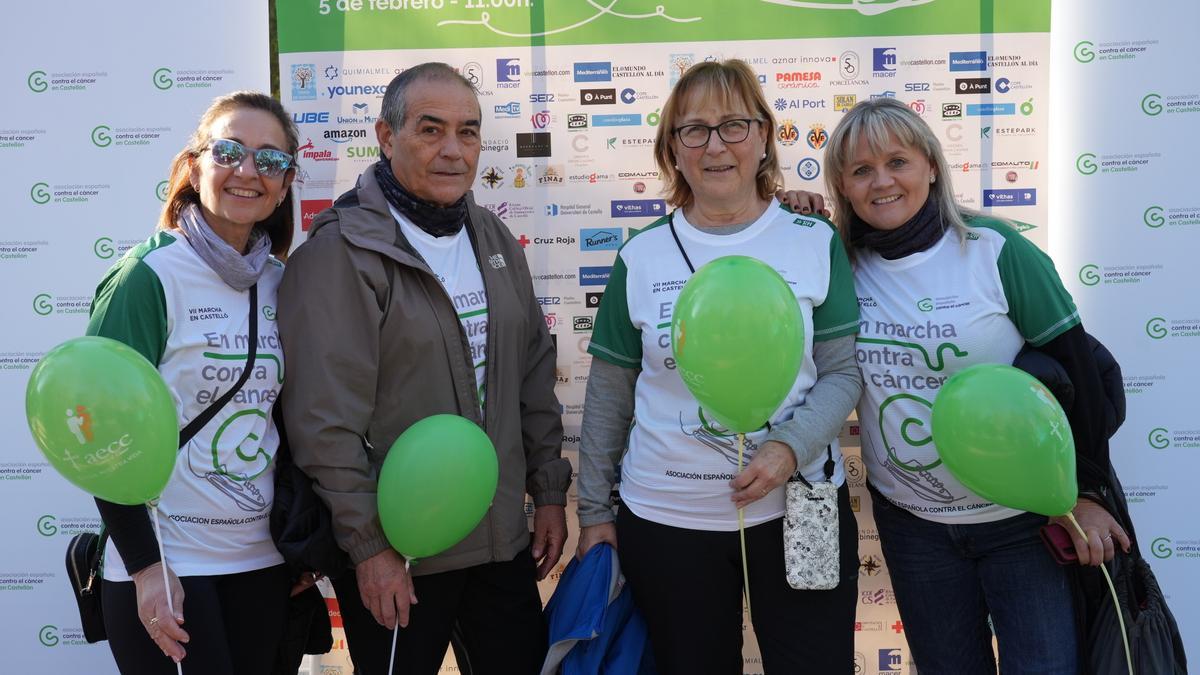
[25,336,178,505]
[378,414,499,560]
[931,364,1077,516]
[671,255,804,433]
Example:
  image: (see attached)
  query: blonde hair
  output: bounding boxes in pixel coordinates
[653,59,783,208]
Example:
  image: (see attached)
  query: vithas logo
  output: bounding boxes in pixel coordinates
[1148,427,1170,449]
[1078,264,1100,286]
[31,182,50,205]
[91,125,112,148]
[153,67,174,90]
[1073,41,1095,63]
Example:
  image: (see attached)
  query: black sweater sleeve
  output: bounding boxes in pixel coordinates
[95,498,161,575]
[1033,324,1111,495]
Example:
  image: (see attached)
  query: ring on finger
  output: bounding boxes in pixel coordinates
[149,617,159,626]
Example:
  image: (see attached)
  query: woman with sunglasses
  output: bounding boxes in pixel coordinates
[577,59,862,673]
[87,91,299,674]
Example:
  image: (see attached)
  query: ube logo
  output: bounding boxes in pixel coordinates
[872,48,896,74]
[580,228,622,250]
[293,111,330,124]
[579,266,613,286]
[610,199,665,218]
[573,62,611,82]
[949,51,987,71]
[982,188,1036,206]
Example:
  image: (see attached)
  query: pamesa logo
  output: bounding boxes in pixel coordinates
[91,125,111,148]
[1073,41,1094,63]
[28,70,48,93]
[31,182,50,205]
[153,68,173,90]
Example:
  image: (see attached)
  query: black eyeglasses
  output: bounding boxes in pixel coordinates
[205,138,294,178]
[673,118,760,148]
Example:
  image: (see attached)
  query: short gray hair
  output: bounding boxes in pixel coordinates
[379,62,479,131]
[824,97,975,251]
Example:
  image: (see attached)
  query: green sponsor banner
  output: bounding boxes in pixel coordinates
[278,0,1049,53]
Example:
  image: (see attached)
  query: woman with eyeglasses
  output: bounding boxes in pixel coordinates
[87,91,299,674]
[577,59,862,673]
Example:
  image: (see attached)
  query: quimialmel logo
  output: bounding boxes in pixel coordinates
[1078,264,1100,287]
[91,125,112,148]
[28,70,48,93]
[39,625,58,647]
[1076,153,1097,175]
[1144,205,1165,228]
[1073,41,1095,63]
[93,237,114,260]
[153,67,174,90]
[916,298,934,312]
[1145,317,1167,340]
[36,514,57,536]
[1151,537,1172,559]
[1149,427,1170,449]
[31,182,50,205]
[33,293,53,316]
[156,180,169,202]
[1142,93,1163,116]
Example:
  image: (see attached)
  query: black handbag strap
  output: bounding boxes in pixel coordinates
[178,284,258,447]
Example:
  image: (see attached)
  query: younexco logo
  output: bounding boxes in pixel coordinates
[91,125,112,148]
[37,514,57,536]
[1145,317,1167,339]
[1149,427,1170,449]
[1078,264,1100,286]
[28,70,48,93]
[93,237,115,260]
[1151,537,1172,559]
[33,293,53,316]
[1074,41,1095,63]
[31,182,50,205]
[1142,93,1162,116]
[1144,205,1165,228]
[1075,153,1097,175]
[153,68,174,90]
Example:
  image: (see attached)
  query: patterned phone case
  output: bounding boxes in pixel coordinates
[783,480,840,590]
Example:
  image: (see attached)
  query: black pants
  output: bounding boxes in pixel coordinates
[332,547,547,675]
[616,484,859,675]
[102,563,291,675]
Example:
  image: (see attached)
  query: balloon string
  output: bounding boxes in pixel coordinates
[737,433,752,625]
[149,502,184,675]
[387,558,411,674]
[1066,513,1132,675]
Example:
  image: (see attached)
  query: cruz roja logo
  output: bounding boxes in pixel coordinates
[31,182,50,204]
[1142,93,1162,116]
[1151,537,1172,559]
[1145,317,1167,340]
[93,237,115,259]
[1078,264,1100,286]
[37,514,57,536]
[1144,205,1165,228]
[1075,153,1097,175]
[153,67,174,90]
[1148,427,1170,449]
[1074,41,1095,63]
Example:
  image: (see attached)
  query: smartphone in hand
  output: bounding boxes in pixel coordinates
[1040,523,1078,565]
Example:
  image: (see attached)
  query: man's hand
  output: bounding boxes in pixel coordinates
[532,504,567,580]
[356,548,418,629]
[730,440,797,510]
[577,522,617,560]
[1050,497,1131,566]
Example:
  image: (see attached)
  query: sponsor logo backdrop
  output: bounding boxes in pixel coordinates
[0,3,269,672]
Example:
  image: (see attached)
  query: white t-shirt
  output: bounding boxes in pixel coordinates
[854,218,1079,523]
[389,205,489,409]
[589,204,859,530]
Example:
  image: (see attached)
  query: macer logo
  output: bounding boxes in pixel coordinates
[581,88,616,105]
[878,648,902,671]
[580,228,622,250]
[301,199,332,231]
[949,51,987,71]
[956,78,991,94]
[873,48,896,75]
[573,62,612,82]
[496,58,520,86]
[579,266,612,286]
[611,199,665,218]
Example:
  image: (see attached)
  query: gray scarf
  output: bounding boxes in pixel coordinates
[176,204,272,291]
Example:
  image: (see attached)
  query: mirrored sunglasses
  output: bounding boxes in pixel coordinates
[206,138,294,178]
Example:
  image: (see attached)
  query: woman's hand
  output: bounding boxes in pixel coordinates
[577,522,618,560]
[1049,497,1131,566]
[131,562,189,663]
[775,189,831,218]
[730,440,797,510]
[290,570,322,597]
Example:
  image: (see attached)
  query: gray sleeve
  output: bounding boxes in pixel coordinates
[577,357,638,527]
[766,333,862,466]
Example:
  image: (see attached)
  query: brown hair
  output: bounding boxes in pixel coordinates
[653,59,783,208]
[158,91,299,256]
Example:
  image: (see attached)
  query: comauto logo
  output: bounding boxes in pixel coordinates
[28,70,48,93]
[1149,427,1170,449]
[1078,264,1100,286]
[91,125,112,148]
[93,237,115,260]
[1144,205,1165,228]
[153,67,174,90]
[31,182,50,205]
[1074,41,1095,63]
[1142,93,1163,116]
